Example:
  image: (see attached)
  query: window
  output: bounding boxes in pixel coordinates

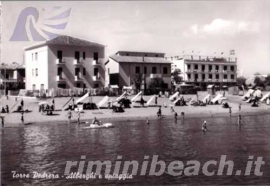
[194,65,198,69]
[187,64,191,70]
[40,84,44,90]
[152,67,157,74]
[202,65,205,71]
[75,68,80,76]
[94,52,99,61]
[209,65,212,71]
[57,67,63,76]
[135,66,140,74]
[35,53,38,61]
[75,51,80,60]
[223,66,227,70]
[195,74,198,79]
[32,84,36,90]
[57,50,62,60]
[94,68,98,76]
[216,74,219,79]
[83,83,86,88]
[35,68,38,76]
[224,74,227,79]
[83,52,86,60]
[144,67,147,74]
[163,67,168,74]
[187,74,191,79]
[58,84,66,88]
[216,65,219,70]
[94,84,99,88]
[231,66,234,71]
[76,83,81,88]
[83,68,86,75]
[231,74,235,79]
[209,74,212,79]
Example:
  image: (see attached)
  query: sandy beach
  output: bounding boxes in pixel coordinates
[1,91,269,127]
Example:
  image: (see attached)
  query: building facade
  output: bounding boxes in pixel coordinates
[171,55,237,89]
[106,51,172,90]
[24,35,105,90]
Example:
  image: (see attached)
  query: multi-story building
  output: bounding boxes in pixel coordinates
[24,35,105,90]
[171,55,237,89]
[106,51,172,90]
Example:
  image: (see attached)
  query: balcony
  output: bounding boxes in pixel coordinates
[223,79,228,82]
[56,58,65,65]
[150,74,162,78]
[222,70,228,73]
[93,75,101,81]
[74,59,83,65]
[56,75,65,81]
[74,75,83,81]
[92,59,102,66]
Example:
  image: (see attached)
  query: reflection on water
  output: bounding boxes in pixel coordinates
[2,114,270,185]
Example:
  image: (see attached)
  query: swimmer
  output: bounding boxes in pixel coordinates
[146,118,150,125]
[202,121,207,132]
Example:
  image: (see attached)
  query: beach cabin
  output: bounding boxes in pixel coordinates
[207,85,216,95]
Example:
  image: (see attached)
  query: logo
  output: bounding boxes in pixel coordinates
[10,6,71,41]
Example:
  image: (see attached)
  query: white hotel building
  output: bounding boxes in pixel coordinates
[24,35,106,90]
[171,55,237,89]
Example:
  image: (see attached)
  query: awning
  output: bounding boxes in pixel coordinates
[207,85,215,88]
[110,85,119,89]
[123,86,132,90]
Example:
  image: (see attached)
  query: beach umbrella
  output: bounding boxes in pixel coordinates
[245,75,266,86]
[38,101,48,106]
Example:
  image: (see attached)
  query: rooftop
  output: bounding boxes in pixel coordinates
[24,35,105,51]
[110,55,172,64]
[167,55,237,63]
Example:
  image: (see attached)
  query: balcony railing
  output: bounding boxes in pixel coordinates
[56,75,65,81]
[56,58,65,65]
[150,74,162,78]
[75,75,82,81]
[74,59,83,65]
[93,75,101,81]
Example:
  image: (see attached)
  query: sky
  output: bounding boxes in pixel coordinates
[2,1,270,77]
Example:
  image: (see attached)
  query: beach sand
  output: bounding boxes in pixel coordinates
[1,91,269,127]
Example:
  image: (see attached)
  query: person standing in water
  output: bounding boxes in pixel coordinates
[174,112,178,121]
[238,114,242,125]
[146,118,149,125]
[202,121,207,132]
[67,109,72,123]
[77,111,81,124]
[238,103,241,112]
[21,112,24,124]
[229,107,232,117]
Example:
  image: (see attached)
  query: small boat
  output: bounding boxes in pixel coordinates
[83,123,114,129]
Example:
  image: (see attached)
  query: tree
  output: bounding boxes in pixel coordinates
[264,75,270,87]
[254,76,264,87]
[171,68,183,84]
[131,73,143,90]
[149,77,165,92]
[236,76,246,87]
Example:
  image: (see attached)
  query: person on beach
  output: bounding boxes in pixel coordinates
[229,107,232,117]
[77,111,81,124]
[140,96,145,107]
[52,99,55,111]
[202,121,207,132]
[157,106,162,118]
[238,103,241,112]
[21,112,24,124]
[6,105,9,113]
[155,96,158,105]
[21,99,24,110]
[67,109,72,123]
[170,106,175,113]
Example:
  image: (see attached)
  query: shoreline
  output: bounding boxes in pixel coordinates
[4,109,270,128]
